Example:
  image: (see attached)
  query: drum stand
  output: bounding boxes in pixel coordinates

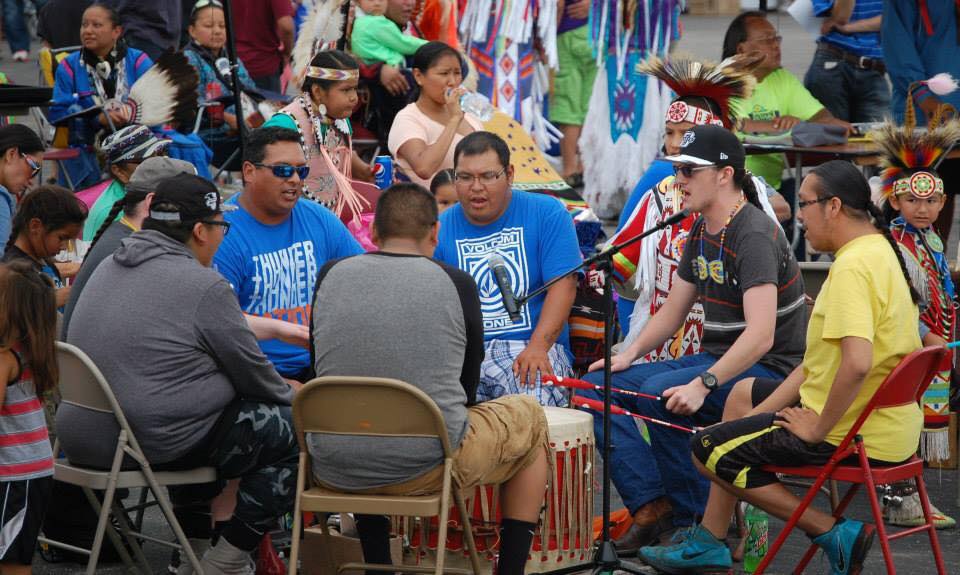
[516,212,687,575]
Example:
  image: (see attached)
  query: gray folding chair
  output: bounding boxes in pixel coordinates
[40,342,217,575]
[288,376,483,575]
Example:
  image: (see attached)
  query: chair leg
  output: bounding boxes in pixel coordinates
[435,464,454,575]
[110,498,152,574]
[454,488,482,574]
[288,456,307,575]
[859,453,896,574]
[914,475,947,575]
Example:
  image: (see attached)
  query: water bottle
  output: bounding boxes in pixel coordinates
[460,91,496,121]
[743,503,769,573]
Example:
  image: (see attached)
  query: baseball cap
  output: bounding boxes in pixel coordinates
[127,157,197,195]
[148,173,236,223]
[664,124,745,170]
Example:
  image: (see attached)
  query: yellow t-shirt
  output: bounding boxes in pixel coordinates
[799,233,922,462]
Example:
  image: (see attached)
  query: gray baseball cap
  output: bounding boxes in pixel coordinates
[127,157,198,195]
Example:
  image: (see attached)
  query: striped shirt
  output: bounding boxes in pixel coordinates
[813,0,884,59]
[677,204,806,376]
[0,346,53,481]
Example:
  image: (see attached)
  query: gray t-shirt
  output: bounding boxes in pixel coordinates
[62,222,133,338]
[310,252,483,490]
[677,202,806,375]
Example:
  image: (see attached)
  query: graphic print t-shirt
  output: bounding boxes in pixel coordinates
[214,196,363,375]
[434,191,581,356]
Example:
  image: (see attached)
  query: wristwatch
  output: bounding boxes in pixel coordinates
[699,371,719,391]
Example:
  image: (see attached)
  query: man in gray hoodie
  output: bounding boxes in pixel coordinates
[62,173,298,575]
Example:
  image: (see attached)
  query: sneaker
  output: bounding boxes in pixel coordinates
[811,518,875,575]
[638,523,732,575]
[12,50,28,62]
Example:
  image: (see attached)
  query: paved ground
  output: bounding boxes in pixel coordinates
[3,9,959,575]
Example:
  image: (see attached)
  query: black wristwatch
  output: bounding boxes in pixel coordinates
[699,371,719,391]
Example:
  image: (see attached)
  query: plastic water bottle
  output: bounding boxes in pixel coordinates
[744,504,769,573]
[460,91,496,121]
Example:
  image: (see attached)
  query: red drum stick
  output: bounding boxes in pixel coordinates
[571,395,701,434]
[542,374,663,402]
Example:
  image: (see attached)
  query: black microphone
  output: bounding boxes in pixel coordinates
[488,254,522,323]
[658,208,690,228]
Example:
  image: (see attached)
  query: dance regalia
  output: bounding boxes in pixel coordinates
[891,217,956,461]
[609,175,702,359]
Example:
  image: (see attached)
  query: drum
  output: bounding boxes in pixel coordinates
[406,406,595,573]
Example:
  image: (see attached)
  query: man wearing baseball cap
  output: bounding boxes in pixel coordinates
[63,173,298,574]
[579,125,806,561]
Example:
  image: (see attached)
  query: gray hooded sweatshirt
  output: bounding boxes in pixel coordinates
[60,230,293,468]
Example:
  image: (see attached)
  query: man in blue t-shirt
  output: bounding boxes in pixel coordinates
[434,132,581,406]
[214,127,364,380]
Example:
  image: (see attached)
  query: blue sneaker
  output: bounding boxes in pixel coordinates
[637,524,732,574]
[811,518,876,575]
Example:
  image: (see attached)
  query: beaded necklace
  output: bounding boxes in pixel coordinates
[695,194,744,284]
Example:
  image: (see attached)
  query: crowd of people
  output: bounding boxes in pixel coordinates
[0,0,957,574]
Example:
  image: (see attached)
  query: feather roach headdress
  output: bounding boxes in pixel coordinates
[636,52,764,129]
[870,120,960,200]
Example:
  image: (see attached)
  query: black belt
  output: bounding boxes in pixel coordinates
[818,43,886,74]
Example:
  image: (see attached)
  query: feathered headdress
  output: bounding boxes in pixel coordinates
[636,52,764,129]
[292,0,347,88]
[905,73,959,131]
[870,121,960,200]
[116,52,198,128]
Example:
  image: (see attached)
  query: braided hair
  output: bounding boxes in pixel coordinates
[733,167,763,211]
[809,160,921,304]
[89,199,124,250]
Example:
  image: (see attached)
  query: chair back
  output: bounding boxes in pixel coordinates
[836,345,947,452]
[292,376,453,459]
[56,342,142,451]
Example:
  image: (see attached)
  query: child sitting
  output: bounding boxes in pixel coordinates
[429,168,458,213]
[350,0,428,67]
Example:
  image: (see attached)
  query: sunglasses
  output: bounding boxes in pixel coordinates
[21,153,40,178]
[673,164,716,178]
[201,220,231,236]
[797,196,834,210]
[191,0,224,15]
[254,163,310,180]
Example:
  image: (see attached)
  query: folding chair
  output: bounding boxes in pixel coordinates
[288,376,483,575]
[40,342,217,575]
[755,345,949,575]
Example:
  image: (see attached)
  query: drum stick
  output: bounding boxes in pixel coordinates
[542,375,663,402]
[571,395,701,434]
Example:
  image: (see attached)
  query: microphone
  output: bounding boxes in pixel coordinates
[659,208,690,228]
[215,57,233,80]
[488,254,522,324]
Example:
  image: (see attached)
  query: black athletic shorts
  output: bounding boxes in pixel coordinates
[0,476,53,565]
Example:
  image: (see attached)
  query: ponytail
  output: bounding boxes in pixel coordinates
[866,201,921,305]
[89,198,123,251]
[734,168,763,210]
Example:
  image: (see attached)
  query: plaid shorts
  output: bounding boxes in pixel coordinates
[479,339,572,406]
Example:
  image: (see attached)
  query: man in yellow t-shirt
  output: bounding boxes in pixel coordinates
[640,161,922,575]
[723,11,851,191]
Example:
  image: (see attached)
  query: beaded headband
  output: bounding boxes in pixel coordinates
[665,101,724,127]
[892,171,944,198]
[305,67,359,81]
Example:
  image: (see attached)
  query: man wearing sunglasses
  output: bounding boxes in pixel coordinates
[214,126,363,382]
[578,125,807,553]
[434,131,582,407]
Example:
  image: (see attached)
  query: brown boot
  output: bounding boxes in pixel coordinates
[612,497,674,555]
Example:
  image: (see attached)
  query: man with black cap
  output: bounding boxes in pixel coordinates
[63,173,299,575]
[579,124,806,550]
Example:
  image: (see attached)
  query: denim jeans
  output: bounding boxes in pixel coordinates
[581,352,781,526]
[803,45,890,123]
[2,0,45,53]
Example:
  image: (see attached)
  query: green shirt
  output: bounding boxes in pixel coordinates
[83,179,126,241]
[731,68,824,189]
[262,112,352,138]
[350,14,428,67]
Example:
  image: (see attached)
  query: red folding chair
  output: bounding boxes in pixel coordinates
[755,345,948,575]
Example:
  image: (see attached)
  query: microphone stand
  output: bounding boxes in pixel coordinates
[515,212,687,575]
[219,0,246,174]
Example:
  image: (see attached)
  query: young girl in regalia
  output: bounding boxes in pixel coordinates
[873,119,960,529]
[609,54,783,359]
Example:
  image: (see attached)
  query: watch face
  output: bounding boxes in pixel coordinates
[702,372,718,389]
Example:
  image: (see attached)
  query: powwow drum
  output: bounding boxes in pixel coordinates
[405,406,595,573]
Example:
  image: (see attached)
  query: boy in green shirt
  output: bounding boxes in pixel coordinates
[351,0,429,67]
[722,11,850,190]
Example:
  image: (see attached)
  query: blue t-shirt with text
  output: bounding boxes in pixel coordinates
[434,191,581,356]
[213,196,363,375]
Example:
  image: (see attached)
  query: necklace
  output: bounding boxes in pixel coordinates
[696,195,744,284]
[119,216,139,232]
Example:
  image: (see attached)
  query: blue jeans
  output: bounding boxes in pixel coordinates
[803,45,890,123]
[581,352,780,526]
[2,0,44,52]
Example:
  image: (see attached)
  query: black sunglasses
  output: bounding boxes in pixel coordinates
[673,164,717,178]
[254,163,310,180]
[202,220,231,236]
